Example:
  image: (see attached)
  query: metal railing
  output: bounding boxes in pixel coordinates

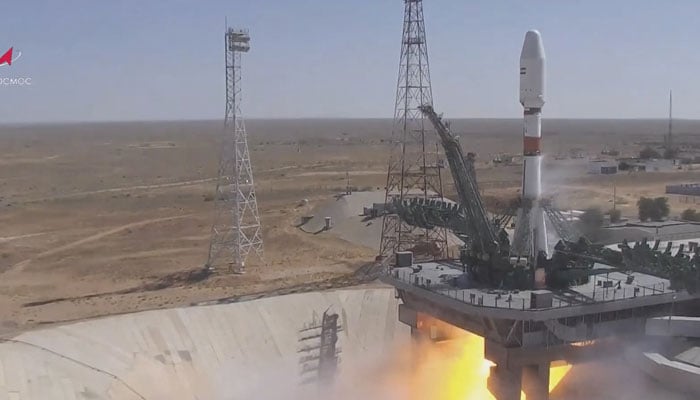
[389,269,670,311]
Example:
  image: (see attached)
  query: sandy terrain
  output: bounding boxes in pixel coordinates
[1,118,699,335]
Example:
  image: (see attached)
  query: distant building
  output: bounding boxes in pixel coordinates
[618,158,679,172]
[588,160,618,175]
[666,183,700,196]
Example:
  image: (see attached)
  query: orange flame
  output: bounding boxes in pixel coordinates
[390,317,571,400]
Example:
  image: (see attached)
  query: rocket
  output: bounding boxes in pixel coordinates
[517,30,548,262]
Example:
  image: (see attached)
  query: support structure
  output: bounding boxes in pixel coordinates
[380,0,448,261]
[298,310,342,387]
[206,28,263,273]
[486,362,550,400]
[487,364,523,400]
[317,311,341,383]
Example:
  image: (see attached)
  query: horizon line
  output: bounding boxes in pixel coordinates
[1,116,697,126]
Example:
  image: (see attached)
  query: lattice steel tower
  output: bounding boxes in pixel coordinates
[206,28,263,273]
[380,0,448,260]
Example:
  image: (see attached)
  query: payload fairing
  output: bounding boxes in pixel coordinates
[514,30,548,273]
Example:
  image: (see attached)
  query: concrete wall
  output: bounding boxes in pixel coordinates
[0,288,407,400]
[646,316,700,338]
[632,351,700,397]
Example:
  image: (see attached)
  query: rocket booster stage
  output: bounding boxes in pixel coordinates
[520,30,545,200]
[518,30,548,258]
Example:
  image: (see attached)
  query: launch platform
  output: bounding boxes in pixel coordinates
[382,258,700,400]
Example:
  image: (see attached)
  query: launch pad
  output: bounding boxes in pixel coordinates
[378,3,700,400]
[382,258,700,400]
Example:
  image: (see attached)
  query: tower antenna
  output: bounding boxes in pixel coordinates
[668,89,673,151]
[379,0,448,261]
[206,27,263,273]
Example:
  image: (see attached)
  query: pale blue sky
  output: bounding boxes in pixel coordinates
[1,0,699,123]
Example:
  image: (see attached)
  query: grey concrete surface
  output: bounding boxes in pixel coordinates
[0,288,407,400]
[646,316,700,337]
[1,286,695,400]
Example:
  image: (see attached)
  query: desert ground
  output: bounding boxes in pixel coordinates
[1,118,699,335]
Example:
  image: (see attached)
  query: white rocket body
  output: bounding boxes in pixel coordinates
[519,30,548,259]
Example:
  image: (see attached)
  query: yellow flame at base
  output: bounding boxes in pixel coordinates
[405,332,496,400]
[549,363,572,392]
[393,322,571,400]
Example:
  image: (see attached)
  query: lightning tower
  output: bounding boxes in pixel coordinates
[380,0,448,261]
[206,28,263,273]
[666,89,673,151]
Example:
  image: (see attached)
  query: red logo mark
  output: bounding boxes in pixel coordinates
[0,47,13,66]
[0,47,22,67]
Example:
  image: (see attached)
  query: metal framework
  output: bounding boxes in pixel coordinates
[298,310,342,386]
[420,105,503,254]
[380,0,448,261]
[206,28,263,273]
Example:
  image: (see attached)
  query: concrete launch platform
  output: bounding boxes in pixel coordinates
[383,260,700,400]
[389,260,683,317]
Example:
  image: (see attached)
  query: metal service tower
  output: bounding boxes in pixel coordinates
[206,28,263,273]
[380,0,448,261]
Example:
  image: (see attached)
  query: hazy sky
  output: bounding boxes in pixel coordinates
[2,0,700,123]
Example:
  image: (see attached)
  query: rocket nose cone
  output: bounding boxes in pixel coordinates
[521,30,545,60]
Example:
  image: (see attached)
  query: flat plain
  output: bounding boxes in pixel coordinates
[1,118,699,334]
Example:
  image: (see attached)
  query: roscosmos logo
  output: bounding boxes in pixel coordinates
[0,47,22,67]
[0,46,31,86]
